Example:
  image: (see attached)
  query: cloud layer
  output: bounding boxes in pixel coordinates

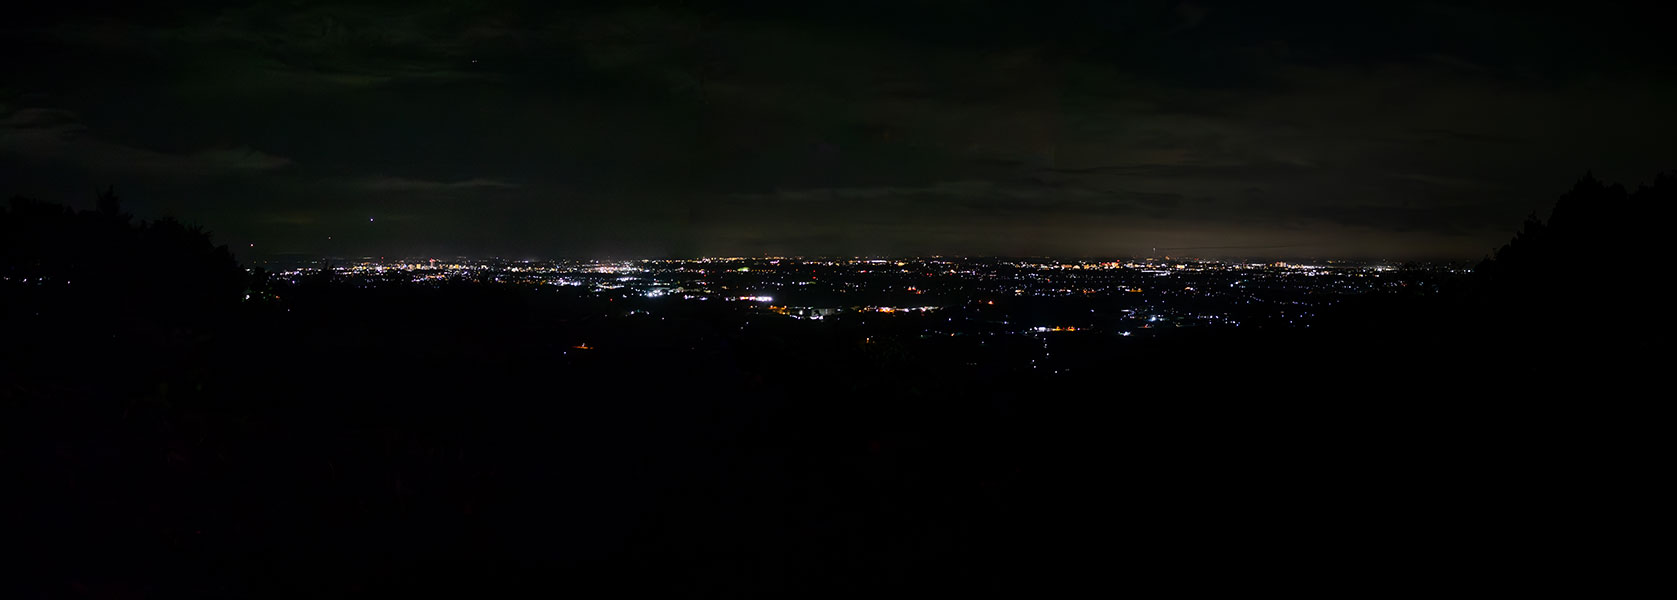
[4,1,1674,258]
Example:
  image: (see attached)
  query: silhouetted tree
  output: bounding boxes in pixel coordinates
[95,185,126,220]
[1,193,244,328]
[1461,170,1672,369]
[1474,171,1671,307]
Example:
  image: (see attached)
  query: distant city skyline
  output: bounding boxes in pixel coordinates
[251,254,1450,348]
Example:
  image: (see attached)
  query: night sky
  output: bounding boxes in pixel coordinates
[4,1,1674,260]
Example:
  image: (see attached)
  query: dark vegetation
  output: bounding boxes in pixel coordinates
[5,174,1665,596]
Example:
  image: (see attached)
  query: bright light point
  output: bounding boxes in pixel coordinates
[368,218,374,222]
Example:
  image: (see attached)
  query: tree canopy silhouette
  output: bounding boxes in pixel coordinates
[1475,171,1672,299]
[1464,170,1670,369]
[2,189,245,329]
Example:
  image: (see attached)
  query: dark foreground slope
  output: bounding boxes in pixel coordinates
[5,176,1667,597]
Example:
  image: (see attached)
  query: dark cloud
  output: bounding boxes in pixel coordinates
[3,1,1675,259]
[354,176,521,192]
[1,105,293,176]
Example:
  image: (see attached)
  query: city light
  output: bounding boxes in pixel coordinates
[259,256,1444,342]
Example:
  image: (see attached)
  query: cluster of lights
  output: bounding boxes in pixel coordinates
[255,256,1442,334]
[863,306,938,313]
